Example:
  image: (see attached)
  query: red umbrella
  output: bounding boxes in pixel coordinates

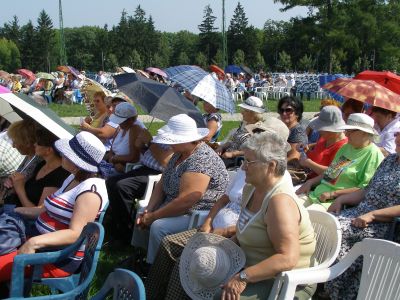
[355,70,400,95]
[209,65,225,76]
[322,78,400,112]
[146,67,167,78]
[17,69,36,83]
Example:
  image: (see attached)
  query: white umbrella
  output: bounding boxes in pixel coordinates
[0,88,75,139]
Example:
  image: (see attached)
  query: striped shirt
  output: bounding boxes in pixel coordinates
[35,175,108,272]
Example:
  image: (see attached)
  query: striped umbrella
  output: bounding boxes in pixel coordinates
[168,68,235,113]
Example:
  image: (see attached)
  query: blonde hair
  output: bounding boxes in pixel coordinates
[321,99,341,108]
[8,119,37,146]
[93,91,106,102]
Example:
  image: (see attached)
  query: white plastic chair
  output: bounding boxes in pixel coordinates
[277,238,400,300]
[268,210,342,300]
[137,174,163,209]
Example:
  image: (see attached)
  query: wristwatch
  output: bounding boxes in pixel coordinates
[239,270,249,283]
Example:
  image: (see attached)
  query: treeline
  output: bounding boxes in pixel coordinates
[1,1,400,74]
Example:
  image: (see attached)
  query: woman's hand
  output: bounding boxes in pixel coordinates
[11,172,25,190]
[4,177,13,189]
[296,180,313,195]
[215,146,225,156]
[199,222,213,233]
[327,198,342,215]
[351,213,374,228]
[80,121,91,130]
[135,129,153,148]
[221,273,247,300]
[84,116,92,124]
[319,192,333,202]
[18,239,37,254]
[142,211,157,226]
[298,157,310,168]
[222,151,234,159]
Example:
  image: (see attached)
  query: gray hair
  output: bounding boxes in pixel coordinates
[241,132,287,176]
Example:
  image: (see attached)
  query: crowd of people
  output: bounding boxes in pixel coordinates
[0,65,400,300]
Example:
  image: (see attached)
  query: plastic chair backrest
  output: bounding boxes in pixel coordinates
[268,210,341,300]
[137,173,163,209]
[308,210,342,268]
[91,268,145,300]
[9,222,104,299]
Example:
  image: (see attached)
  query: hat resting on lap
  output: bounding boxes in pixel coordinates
[152,114,209,144]
[180,232,246,300]
[55,131,106,173]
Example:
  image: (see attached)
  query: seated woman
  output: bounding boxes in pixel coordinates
[0,132,108,285]
[296,113,384,211]
[4,126,70,207]
[278,95,308,163]
[1,120,42,200]
[132,114,229,265]
[216,96,265,168]
[323,130,400,299]
[299,106,348,179]
[202,101,222,142]
[99,102,144,177]
[84,91,109,129]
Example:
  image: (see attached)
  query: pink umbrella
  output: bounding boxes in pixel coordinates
[17,68,36,83]
[0,85,10,93]
[146,67,167,78]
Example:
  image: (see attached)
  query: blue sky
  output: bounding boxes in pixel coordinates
[1,0,308,32]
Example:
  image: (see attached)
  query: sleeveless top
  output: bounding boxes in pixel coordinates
[236,175,316,268]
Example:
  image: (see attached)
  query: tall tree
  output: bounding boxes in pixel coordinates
[35,10,56,71]
[19,21,35,70]
[198,5,219,64]
[227,2,249,62]
[1,16,21,48]
[0,38,21,71]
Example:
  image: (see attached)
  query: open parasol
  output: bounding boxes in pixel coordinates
[146,67,167,78]
[354,70,400,95]
[322,78,400,112]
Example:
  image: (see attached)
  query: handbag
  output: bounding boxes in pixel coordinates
[287,161,308,186]
[0,210,26,255]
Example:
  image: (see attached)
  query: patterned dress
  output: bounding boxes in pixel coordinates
[325,154,400,300]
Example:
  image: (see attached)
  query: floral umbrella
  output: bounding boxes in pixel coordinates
[354,70,400,95]
[322,78,400,112]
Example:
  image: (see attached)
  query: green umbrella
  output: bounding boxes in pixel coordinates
[36,72,56,80]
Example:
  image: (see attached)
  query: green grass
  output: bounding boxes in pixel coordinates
[49,99,322,118]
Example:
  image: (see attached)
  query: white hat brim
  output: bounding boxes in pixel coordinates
[337,124,378,135]
[55,139,99,173]
[152,128,209,145]
[180,233,246,300]
[238,103,265,113]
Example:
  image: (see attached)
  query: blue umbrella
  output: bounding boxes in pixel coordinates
[225,65,242,74]
[169,68,235,113]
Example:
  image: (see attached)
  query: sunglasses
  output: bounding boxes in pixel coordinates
[278,107,294,114]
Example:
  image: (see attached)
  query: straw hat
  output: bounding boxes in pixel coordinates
[55,132,106,173]
[180,233,246,300]
[238,96,266,113]
[308,105,345,133]
[152,114,209,145]
[337,113,378,135]
[109,102,138,125]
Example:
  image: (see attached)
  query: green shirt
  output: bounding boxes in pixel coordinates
[309,143,384,209]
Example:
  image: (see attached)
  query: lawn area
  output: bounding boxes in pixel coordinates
[49,98,322,118]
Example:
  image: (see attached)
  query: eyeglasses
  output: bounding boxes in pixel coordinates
[242,158,260,167]
[278,107,294,114]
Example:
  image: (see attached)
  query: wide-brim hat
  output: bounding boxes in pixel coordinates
[337,113,378,135]
[55,131,106,173]
[308,105,345,133]
[245,117,291,152]
[180,233,246,300]
[238,96,266,113]
[152,114,209,145]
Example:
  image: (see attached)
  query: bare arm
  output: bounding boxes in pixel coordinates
[287,143,301,162]
[352,205,400,228]
[145,172,210,223]
[300,158,328,175]
[328,189,366,214]
[14,206,46,220]
[18,192,101,254]
[16,186,58,208]
[204,119,219,142]
[80,123,117,139]
[199,194,230,232]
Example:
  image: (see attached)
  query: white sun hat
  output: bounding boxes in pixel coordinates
[152,114,209,145]
[337,113,378,135]
[55,131,106,173]
[180,233,246,300]
[238,96,266,113]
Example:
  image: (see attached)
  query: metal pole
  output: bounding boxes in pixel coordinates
[222,0,227,68]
